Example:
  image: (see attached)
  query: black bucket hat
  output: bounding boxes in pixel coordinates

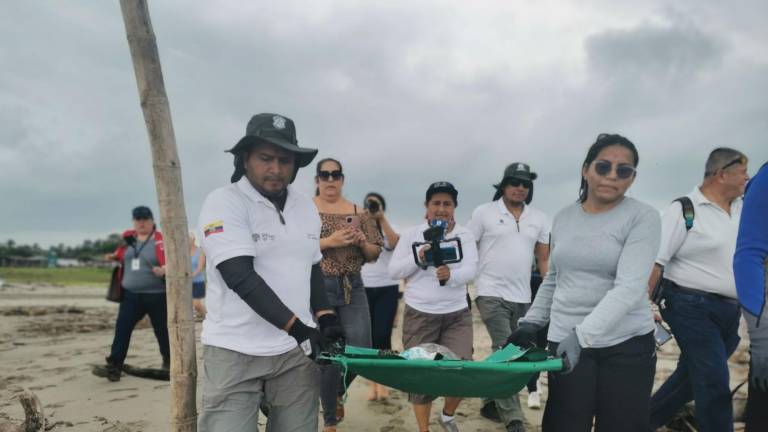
[228,113,318,183]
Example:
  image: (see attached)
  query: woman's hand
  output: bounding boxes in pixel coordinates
[417,244,431,265]
[327,228,357,248]
[352,229,368,247]
[152,266,166,277]
[436,265,451,283]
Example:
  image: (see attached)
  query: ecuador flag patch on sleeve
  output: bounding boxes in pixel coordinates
[203,220,224,237]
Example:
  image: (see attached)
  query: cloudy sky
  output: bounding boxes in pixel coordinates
[1,1,766,247]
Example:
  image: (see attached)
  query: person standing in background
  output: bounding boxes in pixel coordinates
[468,162,550,432]
[361,192,400,401]
[313,158,382,431]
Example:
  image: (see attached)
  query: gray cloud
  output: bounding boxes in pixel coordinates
[1,1,766,246]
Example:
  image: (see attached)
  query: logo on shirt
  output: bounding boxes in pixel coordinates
[252,232,276,243]
[203,220,224,237]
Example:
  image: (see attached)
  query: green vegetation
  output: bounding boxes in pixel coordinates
[0,266,113,287]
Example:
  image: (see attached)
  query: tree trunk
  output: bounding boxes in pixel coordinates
[118,1,197,431]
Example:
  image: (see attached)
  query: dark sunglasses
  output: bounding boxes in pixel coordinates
[594,160,636,179]
[505,178,532,189]
[318,170,344,181]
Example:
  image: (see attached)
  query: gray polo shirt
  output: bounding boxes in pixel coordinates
[122,238,165,293]
[521,198,660,348]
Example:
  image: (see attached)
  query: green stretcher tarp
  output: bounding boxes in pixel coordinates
[319,345,563,399]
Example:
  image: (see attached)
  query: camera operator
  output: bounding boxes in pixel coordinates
[388,181,478,432]
[361,192,400,401]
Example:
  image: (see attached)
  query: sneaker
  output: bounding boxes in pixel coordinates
[438,415,459,432]
[527,391,541,409]
[506,419,525,432]
[480,401,502,423]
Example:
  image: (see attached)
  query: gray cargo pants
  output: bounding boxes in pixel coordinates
[199,345,320,432]
[475,295,528,426]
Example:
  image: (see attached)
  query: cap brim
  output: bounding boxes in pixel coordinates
[230,136,318,168]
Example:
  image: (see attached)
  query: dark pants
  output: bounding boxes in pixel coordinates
[746,370,768,431]
[543,332,656,432]
[320,274,372,426]
[365,285,399,350]
[650,287,741,432]
[108,290,170,365]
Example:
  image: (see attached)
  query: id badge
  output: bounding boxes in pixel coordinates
[131,258,140,271]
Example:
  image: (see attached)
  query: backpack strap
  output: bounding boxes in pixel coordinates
[673,197,695,231]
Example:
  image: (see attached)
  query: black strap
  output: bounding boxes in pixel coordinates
[673,197,695,231]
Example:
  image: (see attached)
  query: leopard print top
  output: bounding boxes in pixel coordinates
[319,212,383,276]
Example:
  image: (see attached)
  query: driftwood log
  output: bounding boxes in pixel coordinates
[0,388,44,432]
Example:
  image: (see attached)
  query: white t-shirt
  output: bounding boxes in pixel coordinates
[656,186,743,298]
[361,224,399,288]
[198,178,322,356]
[388,222,478,314]
[467,200,550,303]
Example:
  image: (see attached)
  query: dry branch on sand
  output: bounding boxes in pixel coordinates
[0,387,44,432]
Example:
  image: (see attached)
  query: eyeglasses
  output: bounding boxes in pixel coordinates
[719,157,744,171]
[594,160,636,179]
[506,178,532,189]
[318,170,344,181]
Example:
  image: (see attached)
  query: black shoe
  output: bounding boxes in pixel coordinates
[480,401,501,423]
[506,420,526,432]
[92,358,122,382]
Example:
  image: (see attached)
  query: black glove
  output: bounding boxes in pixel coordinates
[318,313,346,355]
[288,319,322,359]
[504,322,542,349]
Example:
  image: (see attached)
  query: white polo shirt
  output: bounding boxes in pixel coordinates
[388,223,478,314]
[467,200,550,303]
[198,177,322,356]
[656,186,743,298]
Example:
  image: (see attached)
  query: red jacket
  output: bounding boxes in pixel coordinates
[112,229,165,283]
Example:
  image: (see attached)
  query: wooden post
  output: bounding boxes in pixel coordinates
[119,1,197,431]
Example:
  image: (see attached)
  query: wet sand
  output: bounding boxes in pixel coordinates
[0,283,749,431]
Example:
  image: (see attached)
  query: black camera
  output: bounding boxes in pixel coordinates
[411,220,463,286]
[123,233,137,248]
[365,199,380,213]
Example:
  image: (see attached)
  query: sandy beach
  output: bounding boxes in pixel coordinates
[0,282,750,431]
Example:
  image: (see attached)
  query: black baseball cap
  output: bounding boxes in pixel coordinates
[425,181,458,205]
[132,206,153,220]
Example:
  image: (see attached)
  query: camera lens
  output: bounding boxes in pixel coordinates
[367,199,379,212]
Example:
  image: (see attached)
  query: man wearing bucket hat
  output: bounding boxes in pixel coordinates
[197,114,345,431]
[467,163,551,432]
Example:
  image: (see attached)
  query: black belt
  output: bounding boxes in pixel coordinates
[663,279,739,305]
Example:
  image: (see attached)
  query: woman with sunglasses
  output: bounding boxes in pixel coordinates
[312,158,382,431]
[506,134,661,431]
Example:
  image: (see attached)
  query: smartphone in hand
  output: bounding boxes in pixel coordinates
[345,215,361,229]
[654,321,673,346]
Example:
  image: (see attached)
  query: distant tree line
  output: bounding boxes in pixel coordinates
[0,234,122,262]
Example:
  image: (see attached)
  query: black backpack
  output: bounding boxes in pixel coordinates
[674,196,695,231]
